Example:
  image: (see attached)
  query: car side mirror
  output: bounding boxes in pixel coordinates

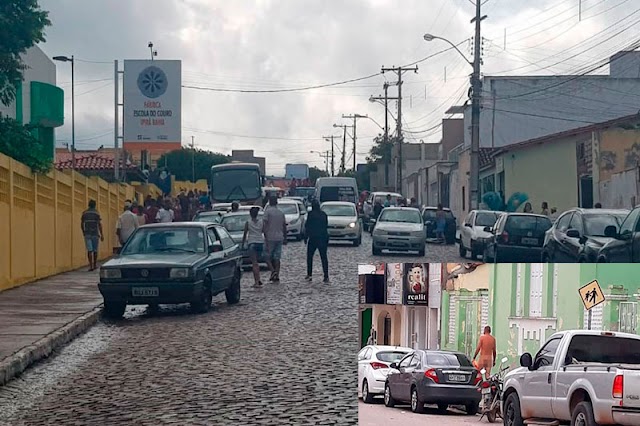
[209,242,223,253]
[604,225,618,239]
[520,353,533,369]
[566,229,581,239]
[483,226,492,233]
[389,362,398,369]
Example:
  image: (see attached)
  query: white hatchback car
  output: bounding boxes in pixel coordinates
[357,345,413,403]
[458,210,501,259]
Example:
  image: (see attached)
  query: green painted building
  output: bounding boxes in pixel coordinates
[441,263,640,365]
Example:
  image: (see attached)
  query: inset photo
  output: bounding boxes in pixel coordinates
[358,262,640,426]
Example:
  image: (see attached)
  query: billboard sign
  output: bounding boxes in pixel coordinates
[403,263,429,305]
[385,263,403,305]
[123,60,181,147]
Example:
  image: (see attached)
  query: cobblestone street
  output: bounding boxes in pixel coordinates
[0,234,460,425]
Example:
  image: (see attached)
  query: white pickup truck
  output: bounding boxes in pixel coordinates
[502,330,640,426]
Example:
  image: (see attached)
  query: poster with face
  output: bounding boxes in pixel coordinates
[403,263,429,305]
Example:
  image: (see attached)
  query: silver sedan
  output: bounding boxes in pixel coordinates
[371,207,426,256]
[321,201,362,246]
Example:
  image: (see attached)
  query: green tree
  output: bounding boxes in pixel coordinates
[0,117,51,172]
[157,148,229,181]
[0,1,51,106]
[366,134,395,165]
[308,166,328,183]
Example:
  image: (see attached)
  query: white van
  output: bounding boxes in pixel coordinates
[315,177,359,205]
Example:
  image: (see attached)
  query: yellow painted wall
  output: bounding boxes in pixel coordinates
[448,263,490,292]
[0,153,154,292]
[172,178,208,195]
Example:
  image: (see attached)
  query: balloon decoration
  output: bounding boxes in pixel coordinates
[481,191,529,212]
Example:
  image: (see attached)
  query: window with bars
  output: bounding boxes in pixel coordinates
[620,302,638,334]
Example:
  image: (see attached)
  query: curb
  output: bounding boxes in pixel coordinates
[0,305,103,387]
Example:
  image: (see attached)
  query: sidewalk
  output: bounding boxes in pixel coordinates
[0,268,104,386]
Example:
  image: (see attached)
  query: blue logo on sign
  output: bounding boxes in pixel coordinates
[137,66,168,98]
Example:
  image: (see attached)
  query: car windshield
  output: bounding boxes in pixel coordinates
[379,209,422,224]
[565,335,640,364]
[211,169,262,201]
[584,214,626,236]
[278,204,298,215]
[322,204,356,216]
[319,186,356,203]
[377,351,410,363]
[221,214,252,232]
[194,213,224,223]
[122,228,205,254]
[476,212,499,227]
[426,353,473,367]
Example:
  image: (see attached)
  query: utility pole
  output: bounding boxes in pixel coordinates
[342,114,367,171]
[381,65,418,193]
[333,124,351,175]
[370,83,399,189]
[323,135,338,177]
[191,136,195,182]
[470,0,487,211]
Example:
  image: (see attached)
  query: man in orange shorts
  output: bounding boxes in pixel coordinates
[473,326,497,377]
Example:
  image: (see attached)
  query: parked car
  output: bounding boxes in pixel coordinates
[503,330,640,426]
[321,201,362,246]
[597,205,640,263]
[483,213,552,262]
[219,211,267,266]
[211,203,233,212]
[421,207,457,244]
[384,349,481,415]
[98,223,242,318]
[362,192,403,231]
[192,211,225,224]
[358,345,413,403]
[236,205,263,212]
[458,210,501,259]
[274,199,305,240]
[371,207,426,256]
[542,208,628,262]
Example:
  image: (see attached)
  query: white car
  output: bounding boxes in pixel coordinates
[321,201,362,246]
[458,210,501,259]
[358,345,413,403]
[275,200,305,240]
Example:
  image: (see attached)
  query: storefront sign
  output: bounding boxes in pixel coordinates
[386,263,403,305]
[123,60,181,147]
[403,263,429,305]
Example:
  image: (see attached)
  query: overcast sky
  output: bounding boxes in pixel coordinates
[39,0,639,174]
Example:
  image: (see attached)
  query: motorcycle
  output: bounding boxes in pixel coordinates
[477,357,509,423]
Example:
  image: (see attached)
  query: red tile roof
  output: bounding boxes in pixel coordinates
[479,148,499,169]
[55,152,136,170]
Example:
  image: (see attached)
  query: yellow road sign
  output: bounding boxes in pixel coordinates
[579,280,605,311]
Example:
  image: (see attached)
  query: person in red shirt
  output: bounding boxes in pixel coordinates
[145,199,159,224]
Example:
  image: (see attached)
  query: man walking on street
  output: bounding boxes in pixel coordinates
[473,326,497,377]
[263,195,287,282]
[304,200,330,283]
[81,199,103,271]
[116,200,139,246]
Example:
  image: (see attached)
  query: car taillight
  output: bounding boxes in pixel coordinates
[425,369,439,383]
[474,371,483,385]
[613,374,624,399]
[481,381,491,388]
[370,362,388,370]
[501,231,509,243]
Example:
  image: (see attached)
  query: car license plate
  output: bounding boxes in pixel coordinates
[482,388,491,395]
[521,237,538,245]
[132,287,159,297]
[448,374,467,382]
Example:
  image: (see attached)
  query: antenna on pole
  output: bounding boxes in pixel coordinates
[148,42,157,60]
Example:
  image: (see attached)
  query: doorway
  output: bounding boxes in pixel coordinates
[383,314,391,345]
[361,308,372,348]
[580,175,593,208]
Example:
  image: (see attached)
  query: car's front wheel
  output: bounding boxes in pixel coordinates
[225,268,242,305]
[191,281,212,313]
[103,300,126,319]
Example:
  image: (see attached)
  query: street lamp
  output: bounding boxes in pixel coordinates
[424,33,481,210]
[53,55,75,171]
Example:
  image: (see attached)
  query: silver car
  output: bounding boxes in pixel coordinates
[371,207,426,256]
[321,201,362,246]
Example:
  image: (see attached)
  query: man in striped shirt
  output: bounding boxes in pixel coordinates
[81,199,104,271]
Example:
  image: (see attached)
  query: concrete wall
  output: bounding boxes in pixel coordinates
[500,139,578,213]
[464,76,640,149]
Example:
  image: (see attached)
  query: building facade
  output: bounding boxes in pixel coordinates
[0,46,64,160]
[441,263,640,366]
[230,150,266,176]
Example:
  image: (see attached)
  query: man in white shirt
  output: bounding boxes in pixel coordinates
[116,201,139,245]
[156,202,173,223]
